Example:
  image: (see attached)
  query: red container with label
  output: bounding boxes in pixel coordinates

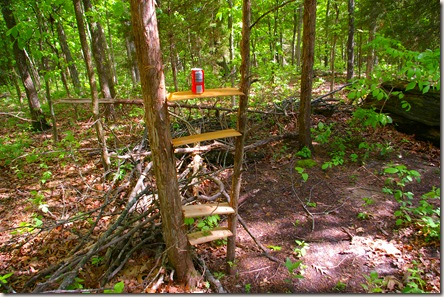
[191,68,204,94]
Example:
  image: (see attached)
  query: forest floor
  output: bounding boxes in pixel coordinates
[0,82,440,293]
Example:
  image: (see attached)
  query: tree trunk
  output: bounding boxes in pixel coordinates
[227,0,251,275]
[228,0,236,106]
[366,22,376,80]
[298,0,316,151]
[129,0,198,286]
[1,0,51,131]
[295,4,303,69]
[124,30,140,85]
[82,0,116,119]
[73,0,110,172]
[35,2,58,142]
[329,3,339,93]
[346,0,355,80]
[55,20,83,96]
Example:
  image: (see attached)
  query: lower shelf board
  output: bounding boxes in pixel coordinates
[187,227,233,245]
[172,129,241,147]
[182,202,235,218]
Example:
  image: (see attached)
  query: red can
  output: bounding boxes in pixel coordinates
[191,68,204,94]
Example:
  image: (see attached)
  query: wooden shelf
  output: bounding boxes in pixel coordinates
[167,88,244,101]
[182,202,235,218]
[172,129,241,147]
[187,227,233,245]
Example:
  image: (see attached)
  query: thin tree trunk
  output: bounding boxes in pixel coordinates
[346,0,355,80]
[35,1,58,142]
[228,0,236,106]
[329,3,339,93]
[73,0,110,172]
[124,27,140,85]
[82,0,116,120]
[129,0,198,286]
[227,0,250,275]
[1,0,51,131]
[298,0,316,151]
[323,0,330,68]
[366,22,377,80]
[55,20,82,96]
[295,4,303,69]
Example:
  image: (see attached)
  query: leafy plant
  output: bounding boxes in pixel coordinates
[361,271,386,293]
[284,257,305,279]
[295,146,311,159]
[66,277,84,290]
[295,167,308,182]
[213,271,225,280]
[0,272,13,291]
[333,280,347,291]
[244,283,251,293]
[104,281,125,293]
[402,261,426,293]
[311,122,332,144]
[267,245,282,251]
[91,255,104,266]
[293,240,309,258]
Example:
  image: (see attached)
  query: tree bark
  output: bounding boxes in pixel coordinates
[82,0,116,119]
[73,0,110,172]
[1,0,51,131]
[55,20,82,96]
[297,0,316,151]
[227,0,251,275]
[346,0,355,80]
[129,0,198,286]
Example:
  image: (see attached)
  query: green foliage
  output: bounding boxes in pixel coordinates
[333,280,347,292]
[311,122,332,145]
[91,255,104,266]
[66,277,84,290]
[284,257,305,279]
[361,271,386,293]
[104,281,125,293]
[0,272,13,292]
[295,146,311,159]
[352,108,392,129]
[267,245,281,251]
[349,36,440,99]
[244,283,251,293]
[402,261,426,293]
[293,240,309,258]
[294,167,308,183]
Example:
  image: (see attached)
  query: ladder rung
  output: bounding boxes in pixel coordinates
[182,202,235,218]
[187,227,233,245]
[172,129,241,147]
[168,88,244,101]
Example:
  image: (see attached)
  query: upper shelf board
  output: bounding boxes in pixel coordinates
[167,88,244,101]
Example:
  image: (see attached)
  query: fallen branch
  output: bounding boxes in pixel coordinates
[0,112,33,122]
[195,256,227,293]
[237,215,280,263]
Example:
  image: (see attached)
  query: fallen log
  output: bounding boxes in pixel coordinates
[363,80,440,146]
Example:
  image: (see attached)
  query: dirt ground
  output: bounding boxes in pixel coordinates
[195,110,440,293]
[0,98,440,293]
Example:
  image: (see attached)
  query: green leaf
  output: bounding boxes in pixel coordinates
[384,167,399,174]
[405,81,416,91]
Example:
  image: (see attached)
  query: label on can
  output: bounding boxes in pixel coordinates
[191,68,205,94]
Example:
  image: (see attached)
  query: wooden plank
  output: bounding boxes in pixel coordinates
[167,88,244,101]
[182,202,235,218]
[187,227,233,245]
[172,129,241,147]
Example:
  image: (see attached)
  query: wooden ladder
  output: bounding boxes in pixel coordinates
[167,88,244,246]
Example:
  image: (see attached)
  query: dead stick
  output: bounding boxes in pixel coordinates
[237,215,279,263]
